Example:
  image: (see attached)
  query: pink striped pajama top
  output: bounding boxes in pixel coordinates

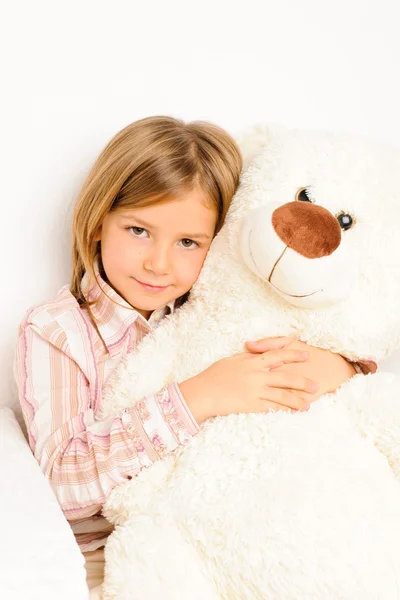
[14,272,199,551]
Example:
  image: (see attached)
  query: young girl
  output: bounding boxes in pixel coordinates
[14,116,357,598]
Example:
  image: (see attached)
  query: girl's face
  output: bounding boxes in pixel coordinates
[98,188,218,318]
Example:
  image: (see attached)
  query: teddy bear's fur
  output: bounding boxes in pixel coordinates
[99,126,400,599]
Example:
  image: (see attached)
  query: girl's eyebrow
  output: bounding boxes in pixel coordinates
[120,214,212,240]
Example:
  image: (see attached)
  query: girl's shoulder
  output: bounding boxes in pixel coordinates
[21,285,80,328]
[17,285,109,384]
[18,285,88,355]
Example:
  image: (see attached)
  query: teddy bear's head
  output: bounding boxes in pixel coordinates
[220,126,400,363]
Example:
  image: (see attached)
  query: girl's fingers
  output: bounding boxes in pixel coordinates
[258,349,309,368]
[245,337,293,353]
[260,388,310,411]
[263,371,319,394]
[260,401,290,413]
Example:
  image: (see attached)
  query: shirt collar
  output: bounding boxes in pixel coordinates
[81,269,175,357]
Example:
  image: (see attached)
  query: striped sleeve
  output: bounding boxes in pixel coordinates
[14,321,199,521]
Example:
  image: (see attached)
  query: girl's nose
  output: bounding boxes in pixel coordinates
[143,243,171,275]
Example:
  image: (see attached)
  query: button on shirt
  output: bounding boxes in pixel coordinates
[14,273,199,551]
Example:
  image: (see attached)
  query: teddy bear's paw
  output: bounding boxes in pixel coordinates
[103,515,220,600]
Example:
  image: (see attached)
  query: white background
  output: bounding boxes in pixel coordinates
[2,0,400,415]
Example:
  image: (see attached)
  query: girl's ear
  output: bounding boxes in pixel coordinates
[94,226,102,242]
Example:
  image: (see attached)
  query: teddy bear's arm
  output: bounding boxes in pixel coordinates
[343,372,400,481]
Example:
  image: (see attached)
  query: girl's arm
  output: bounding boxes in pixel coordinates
[14,322,199,521]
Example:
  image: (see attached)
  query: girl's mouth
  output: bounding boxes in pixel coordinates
[134,278,170,293]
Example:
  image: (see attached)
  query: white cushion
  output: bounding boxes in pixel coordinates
[0,407,89,600]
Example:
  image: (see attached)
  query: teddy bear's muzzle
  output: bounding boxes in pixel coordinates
[239,201,356,309]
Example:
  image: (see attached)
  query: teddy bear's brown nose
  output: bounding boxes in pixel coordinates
[271,201,341,259]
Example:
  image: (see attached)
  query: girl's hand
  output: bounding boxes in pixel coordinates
[247,337,357,403]
[179,340,319,425]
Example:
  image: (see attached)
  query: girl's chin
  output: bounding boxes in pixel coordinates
[130,295,175,315]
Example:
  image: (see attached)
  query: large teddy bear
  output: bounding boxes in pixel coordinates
[99,126,400,599]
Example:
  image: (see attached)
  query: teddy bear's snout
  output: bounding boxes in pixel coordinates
[272,201,342,259]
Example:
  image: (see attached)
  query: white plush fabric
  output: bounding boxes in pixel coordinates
[0,407,89,600]
[100,127,400,599]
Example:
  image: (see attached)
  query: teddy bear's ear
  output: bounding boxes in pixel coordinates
[235,123,274,169]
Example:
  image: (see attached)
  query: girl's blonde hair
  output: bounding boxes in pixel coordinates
[71,116,242,305]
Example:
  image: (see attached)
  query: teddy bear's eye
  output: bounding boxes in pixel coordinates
[295,187,313,203]
[336,212,355,231]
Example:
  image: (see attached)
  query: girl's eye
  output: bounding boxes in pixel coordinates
[179,238,197,249]
[129,226,148,238]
